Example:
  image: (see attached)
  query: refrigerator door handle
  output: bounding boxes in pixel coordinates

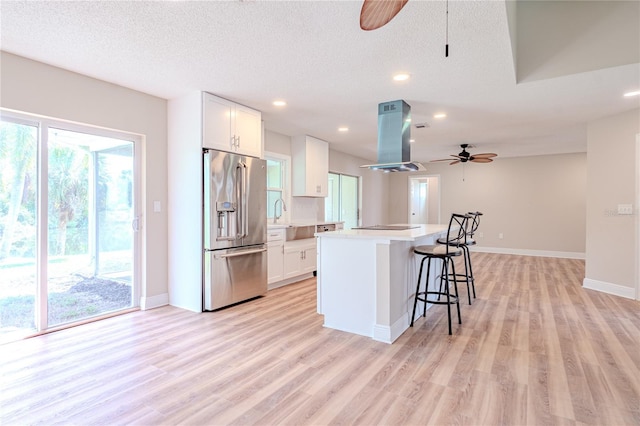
[214,247,266,259]
[236,162,248,239]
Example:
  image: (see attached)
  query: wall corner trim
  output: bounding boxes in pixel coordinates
[582,278,635,299]
[140,293,170,310]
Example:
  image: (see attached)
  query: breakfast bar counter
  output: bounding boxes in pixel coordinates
[315,224,450,343]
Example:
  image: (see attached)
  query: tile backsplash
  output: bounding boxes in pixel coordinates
[291,197,324,223]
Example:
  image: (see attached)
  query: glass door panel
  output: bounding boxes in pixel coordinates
[47,128,134,327]
[325,172,339,222]
[0,119,38,343]
[340,175,359,229]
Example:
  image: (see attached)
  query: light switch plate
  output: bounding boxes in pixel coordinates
[617,204,633,215]
[153,200,161,213]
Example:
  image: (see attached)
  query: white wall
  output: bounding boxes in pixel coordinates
[585,108,639,298]
[0,52,168,305]
[389,152,587,256]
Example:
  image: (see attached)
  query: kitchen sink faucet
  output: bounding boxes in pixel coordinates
[273,198,287,224]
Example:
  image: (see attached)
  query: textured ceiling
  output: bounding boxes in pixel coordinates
[1,0,639,163]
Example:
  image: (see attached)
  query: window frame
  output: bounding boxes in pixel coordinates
[264,151,291,223]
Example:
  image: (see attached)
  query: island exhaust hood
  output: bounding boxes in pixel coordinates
[361,100,425,172]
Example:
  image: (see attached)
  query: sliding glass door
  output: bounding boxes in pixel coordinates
[0,118,38,341]
[326,172,360,229]
[0,113,139,342]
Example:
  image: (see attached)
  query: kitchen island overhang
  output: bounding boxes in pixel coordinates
[315,224,451,343]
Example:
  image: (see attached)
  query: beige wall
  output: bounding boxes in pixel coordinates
[0,52,168,302]
[585,108,639,292]
[389,153,587,255]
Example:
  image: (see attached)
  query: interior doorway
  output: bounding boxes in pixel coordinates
[408,175,441,225]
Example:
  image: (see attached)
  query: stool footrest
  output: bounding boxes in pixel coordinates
[415,291,459,305]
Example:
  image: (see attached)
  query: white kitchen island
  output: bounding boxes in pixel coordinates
[315,224,450,344]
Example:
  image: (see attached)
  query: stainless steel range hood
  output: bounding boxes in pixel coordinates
[361,100,425,172]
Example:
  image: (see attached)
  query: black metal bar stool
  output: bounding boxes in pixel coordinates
[436,211,482,304]
[410,213,468,335]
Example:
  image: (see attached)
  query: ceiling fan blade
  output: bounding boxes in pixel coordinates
[470,157,493,163]
[449,160,461,165]
[471,153,497,159]
[360,0,409,31]
[430,158,454,162]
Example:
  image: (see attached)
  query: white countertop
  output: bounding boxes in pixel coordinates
[267,221,343,230]
[315,224,450,242]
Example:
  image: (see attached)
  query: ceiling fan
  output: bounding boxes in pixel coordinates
[360,0,409,31]
[360,0,451,57]
[431,144,498,165]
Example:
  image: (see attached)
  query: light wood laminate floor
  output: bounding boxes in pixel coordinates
[1,253,639,425]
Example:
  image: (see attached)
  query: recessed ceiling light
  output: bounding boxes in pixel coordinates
[273,100,286,106]
[433,113,447,119]
[409,139,415,143]
[338,126,349,132]
[623,90,640,97]
[393,73,411,81]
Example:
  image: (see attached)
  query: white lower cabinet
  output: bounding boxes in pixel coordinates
[267,229,285,284]
[282,238,317,280]
[267,242,284,284]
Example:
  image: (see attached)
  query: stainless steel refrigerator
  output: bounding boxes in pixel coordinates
[203,149,267,310]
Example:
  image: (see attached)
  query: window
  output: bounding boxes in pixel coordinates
[325,172,360,229]
[265,152,290,221]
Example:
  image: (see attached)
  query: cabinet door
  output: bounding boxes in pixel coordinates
[234,105,262,158]
[267,242,284,284]
[307,137,328,196]
[203,94,233,151]
[283,247,303,279]
[301,246,317,274]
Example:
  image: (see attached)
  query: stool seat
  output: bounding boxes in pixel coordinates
[414,244,463,257]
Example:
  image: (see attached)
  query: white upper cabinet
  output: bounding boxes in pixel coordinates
[203,92,263,158]
[291,135,329,197]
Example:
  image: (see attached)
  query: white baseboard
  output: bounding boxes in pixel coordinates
[471,246,585,260]
[582,278,635,300]
[140,293,169,310]
[373,313,408,344]
[268,272,314,290]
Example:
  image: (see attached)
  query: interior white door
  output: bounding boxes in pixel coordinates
[408,176,440,225]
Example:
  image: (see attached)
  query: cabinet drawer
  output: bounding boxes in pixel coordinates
[267,229,285,242]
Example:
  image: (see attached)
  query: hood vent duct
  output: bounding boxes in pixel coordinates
[361,100,425,172]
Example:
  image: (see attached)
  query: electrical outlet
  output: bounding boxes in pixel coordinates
[618,204,633,215]
[498,233,504,239]
[478,232,484,238]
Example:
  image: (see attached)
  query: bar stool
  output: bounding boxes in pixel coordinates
[437,211,481,304]
[463,211,483,300]
[410,213,468,335]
